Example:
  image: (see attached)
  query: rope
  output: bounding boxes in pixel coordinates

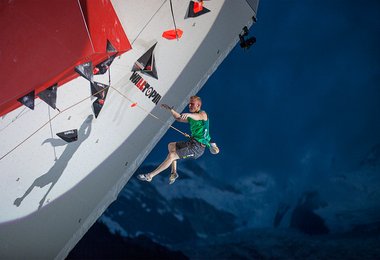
[0,106,27,133]
[131,0,168,45]
[169,0,179,40]
[1,75,190,161]
[48,106,58,160]
[111,86,190,138]
[108,59,189,137]
[0,87,103,161]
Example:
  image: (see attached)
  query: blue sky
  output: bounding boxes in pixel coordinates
[146,0,380,187]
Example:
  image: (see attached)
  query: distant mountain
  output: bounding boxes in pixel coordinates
[101,163,239,245]
[69,220,380,259]
[67,221,187,259]
[102,158,380,242]
[72,154,380,258]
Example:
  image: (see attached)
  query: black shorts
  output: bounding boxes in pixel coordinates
[176,139,205,160]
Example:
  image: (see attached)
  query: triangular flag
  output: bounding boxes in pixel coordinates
[56,129,78,142]
[162,29,183,40]
[17,90,35,110]
[132,43,157,71]
[92,99,104,118]
[186,1,210,18]
[75,61,93,82]
[132,43,159,79]
[106,40,117,53]
[94,54,117,75]
[38,84,58,110]
[142,52,158,79]
[91,82,109,100]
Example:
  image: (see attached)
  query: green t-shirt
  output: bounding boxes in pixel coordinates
[188,111,211,147]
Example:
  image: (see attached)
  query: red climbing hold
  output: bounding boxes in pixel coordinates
[162,29,183,40]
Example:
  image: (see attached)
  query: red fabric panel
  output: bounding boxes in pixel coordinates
[79,0,131,53]
[0,0,131,116]
[0,0,93,116]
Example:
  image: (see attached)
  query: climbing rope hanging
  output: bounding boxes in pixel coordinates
[111,86,190,138]
[169,0,179,40]
[109,64,189,138]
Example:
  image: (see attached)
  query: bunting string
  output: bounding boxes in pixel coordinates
[0,75,189,161]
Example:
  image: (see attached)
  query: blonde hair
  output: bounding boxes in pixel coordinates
[190,95,202,106]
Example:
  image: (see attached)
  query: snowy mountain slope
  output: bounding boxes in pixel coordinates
[101,164,240,244]
[101,142,380,245]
